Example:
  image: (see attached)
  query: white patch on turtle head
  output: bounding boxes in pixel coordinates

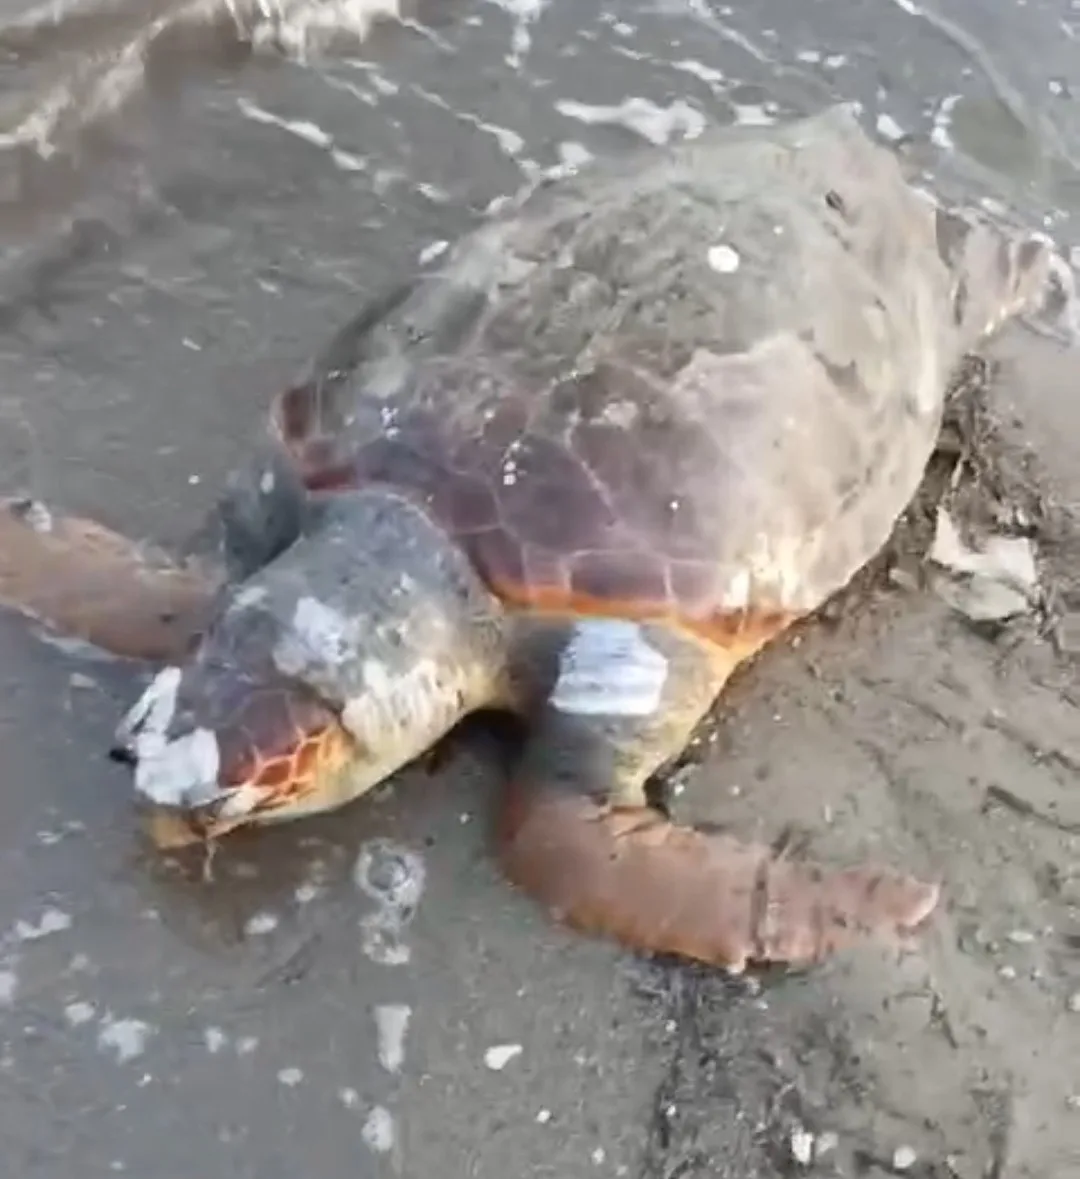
[116,666,224,808]
[115,666,182,749]
[133,728,221,808]
[344,658,453,744]
[550,619,668,717]
[707,243,741,274]
[274,595,357,676]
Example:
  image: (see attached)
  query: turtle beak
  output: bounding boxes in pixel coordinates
[136,802,207,849]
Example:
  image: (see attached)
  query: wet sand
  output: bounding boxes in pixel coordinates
[1,1,1079,1176]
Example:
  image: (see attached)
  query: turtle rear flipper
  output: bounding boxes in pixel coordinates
[498,620,939,971]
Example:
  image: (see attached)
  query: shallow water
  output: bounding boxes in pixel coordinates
[0,1,1079,1176]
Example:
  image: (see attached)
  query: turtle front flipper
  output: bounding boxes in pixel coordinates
[498,620,940,972]
[0,497,219,662]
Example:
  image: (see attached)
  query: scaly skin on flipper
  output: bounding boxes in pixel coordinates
[499,793,939,971]
[0,497,218,662]
[4,108,1055,971]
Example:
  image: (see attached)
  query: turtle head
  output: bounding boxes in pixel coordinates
[111,652,364,850]
[935,206,1054,346]
[111,488,498,849]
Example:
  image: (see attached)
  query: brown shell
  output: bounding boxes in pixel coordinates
[267,108,1047,634]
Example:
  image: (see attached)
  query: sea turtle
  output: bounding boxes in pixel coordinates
[0,106,1052,973]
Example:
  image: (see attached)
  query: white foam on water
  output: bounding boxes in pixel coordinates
[98,1016,153,1064]
[554,97,706,146]
[418,240,449,265]
[731,102,776,127]
[876,112,906,141]
[64,1000,96,1025]
[236,97,368,174]
[670,58,725,90]
[204,1027,229,1053]
[244,911,279,936]
[931,94,962,151]
[277,1066,304,1086]
[13,906,72,941]
[0,968,16,1005]
[0,0,403,165]
[362,1105,396,1154]
[374,1003,411,1073]
[293,880,321,905]
[410,82,531,165]
[483,0,548,67]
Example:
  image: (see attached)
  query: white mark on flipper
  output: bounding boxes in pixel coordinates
[14,906,71,941]
[98,1016,153,1063]
[551,620,668,717]
[484,1043,522,1070]
[204,1027,228,1054]
[277,1066,304,1086]
[354,840,426,965]
[362,1105,396,1154]
[707,243,740,273]
[244,911,279,937]
[64,1000,95,1025]
[374,1003,411,1073]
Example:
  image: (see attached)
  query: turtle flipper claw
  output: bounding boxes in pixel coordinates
[751,858,941,966]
